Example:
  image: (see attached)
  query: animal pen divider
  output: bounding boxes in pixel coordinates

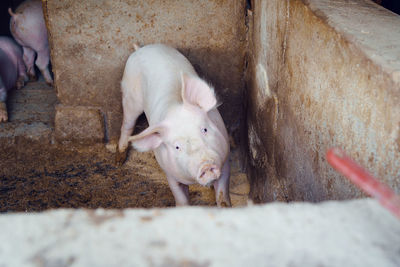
[0,0,400,265]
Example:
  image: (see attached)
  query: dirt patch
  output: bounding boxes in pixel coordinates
[0,145,172,212]
[0,143,248,212]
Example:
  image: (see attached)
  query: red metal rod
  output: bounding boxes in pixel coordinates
[327,147,400,219]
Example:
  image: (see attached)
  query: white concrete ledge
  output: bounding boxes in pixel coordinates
[308,0,400,80]
[1,199,399,266]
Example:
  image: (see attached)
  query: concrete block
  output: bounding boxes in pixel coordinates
[0,82,56,148]
[55,105,104,144]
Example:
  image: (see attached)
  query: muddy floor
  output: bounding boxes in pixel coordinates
[0,144,249,212]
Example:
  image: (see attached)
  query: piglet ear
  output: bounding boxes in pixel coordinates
[128,125,165,152]
[181,73,217,112]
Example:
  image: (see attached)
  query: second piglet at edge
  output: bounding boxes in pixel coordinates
[118,44,231,207]
[9,0,53,85]
[0,36,28,122]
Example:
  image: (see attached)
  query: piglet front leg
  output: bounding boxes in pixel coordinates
[214,160,231,207]
[166,175,189,206]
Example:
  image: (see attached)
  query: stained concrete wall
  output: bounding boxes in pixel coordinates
[246,0,400,202]
[42,0,247,144]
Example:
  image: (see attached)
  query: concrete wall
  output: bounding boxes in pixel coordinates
[1,199,400,266]
[42,0,247,144]
[246,0,400,202]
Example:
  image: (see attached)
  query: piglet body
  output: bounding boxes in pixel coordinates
[0,36,27,122]
[9,0,53,85]
[118,44,231,207]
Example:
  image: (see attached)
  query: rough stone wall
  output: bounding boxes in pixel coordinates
[42,0,247,144]
[247,0,400,202]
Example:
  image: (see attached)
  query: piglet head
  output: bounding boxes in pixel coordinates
[128,74,229,186]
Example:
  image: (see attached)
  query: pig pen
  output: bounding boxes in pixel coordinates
[0,0,249,212]
[1,0,400,266]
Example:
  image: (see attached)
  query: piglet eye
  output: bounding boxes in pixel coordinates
[174,142,182,151]
[202,128,208,134]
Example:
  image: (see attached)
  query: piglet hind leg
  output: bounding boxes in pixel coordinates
[116,110,141,165]
[167,176,190,206]
[16,56,28,89]
[0,89,7,122]
[0,102,8,123]
[116,96,143,165]
[214,160,231,207]
[16,74,27,90]
[22,47,36,81]
[35,48,53,86]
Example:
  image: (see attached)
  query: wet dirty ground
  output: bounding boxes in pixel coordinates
[0,82,249,212]
[0,145,176,212]
[0,143,249,212]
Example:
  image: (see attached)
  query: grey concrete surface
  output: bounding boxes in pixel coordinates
[0,199,399,267]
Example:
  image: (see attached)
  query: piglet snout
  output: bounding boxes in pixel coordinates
[198,163,221,186]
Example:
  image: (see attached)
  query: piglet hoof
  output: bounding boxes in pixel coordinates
[28,73,37,82]
[0,103,8,123]
[115,148,128,166]
[16,81,24,90]
[175,202,189,207]
[46,80,54,87]
[16,78,25,90]
[216,191,231,208]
